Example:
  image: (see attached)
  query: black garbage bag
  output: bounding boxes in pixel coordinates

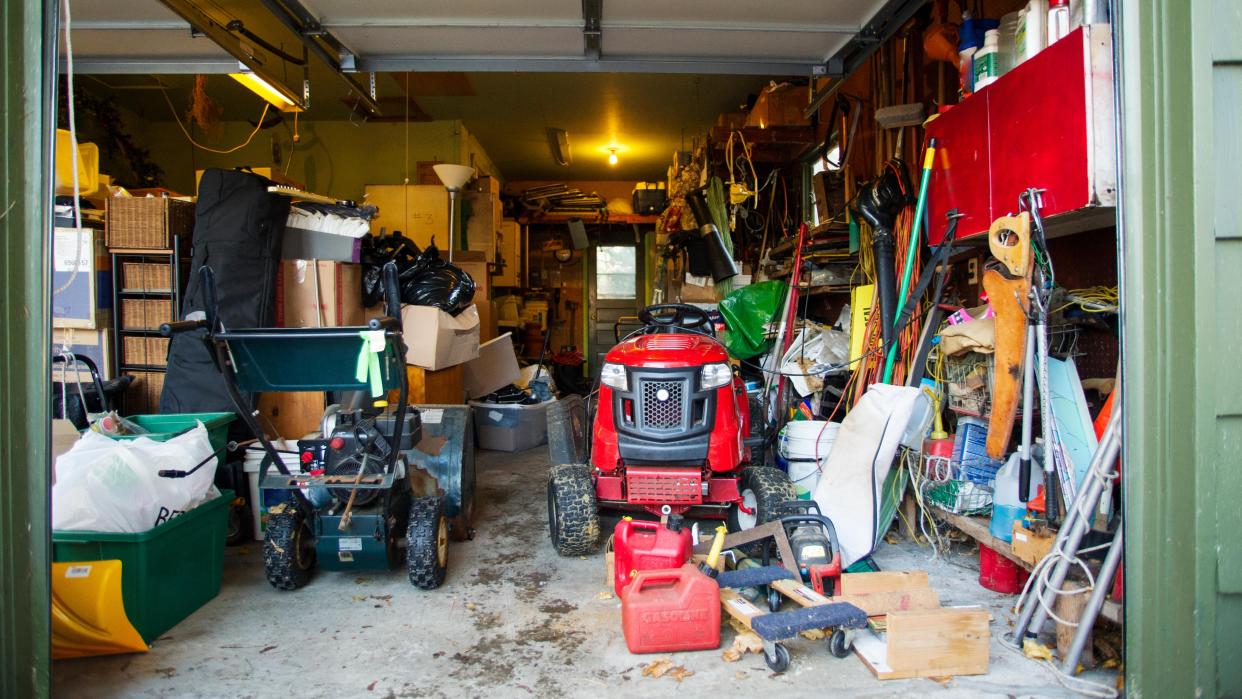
[361,230,422,307]
[396,244,476,315]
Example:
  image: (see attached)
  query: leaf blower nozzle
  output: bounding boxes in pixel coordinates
[686,189,739,283]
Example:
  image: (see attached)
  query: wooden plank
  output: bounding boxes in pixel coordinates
[884,607,990,677]
[719,589,765,630]
[770,578,940,617]
[691,520,797,572]
[939,511,1033,571]
[1056,580,1093,667]
[838,571,930,595]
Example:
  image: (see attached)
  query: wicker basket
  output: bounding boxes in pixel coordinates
[120,299,173,330]
[106,198,194,249]
[120,336,169,366]
[122,370,165,414]
[119,262,174,292]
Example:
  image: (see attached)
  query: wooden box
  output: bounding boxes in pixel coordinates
[119,261,173,292]
[853,607,990,680]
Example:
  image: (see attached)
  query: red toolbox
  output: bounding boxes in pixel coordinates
[621,564,721,654]
[612,517,694,597]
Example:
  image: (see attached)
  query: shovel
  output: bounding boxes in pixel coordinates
[52,560,148,659]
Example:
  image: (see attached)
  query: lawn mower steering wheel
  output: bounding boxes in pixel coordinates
[639,304,714,336]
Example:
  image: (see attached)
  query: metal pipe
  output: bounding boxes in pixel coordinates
[1059,528,1122,674]
[1013,411,1121,646]
[1018,321,1037,501]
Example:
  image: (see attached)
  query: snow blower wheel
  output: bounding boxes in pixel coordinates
[547,463,600,556]
[264,498,316,590]
[407,496,448,590]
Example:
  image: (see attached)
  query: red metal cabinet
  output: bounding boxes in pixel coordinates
[925,25,1116,244]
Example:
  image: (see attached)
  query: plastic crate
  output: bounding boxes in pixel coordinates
[52,489,232,643]
[469,400,550,452]
[109,412,235,455]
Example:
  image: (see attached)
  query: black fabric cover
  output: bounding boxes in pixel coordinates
[160,168,288,415]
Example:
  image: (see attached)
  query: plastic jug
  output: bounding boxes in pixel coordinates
[990,452,1040,542]
[621,564,721,654]
[613,517,694,597]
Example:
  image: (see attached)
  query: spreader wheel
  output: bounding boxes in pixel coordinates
[547,463,600,556]
[765,643,791,673]
[408,496,448,590]
[263,498,316,591]
[829,628,853,658]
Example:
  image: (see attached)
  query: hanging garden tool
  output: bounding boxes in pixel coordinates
[982,209,1035,460]
[881,138,937,384]
[852,157,914,353]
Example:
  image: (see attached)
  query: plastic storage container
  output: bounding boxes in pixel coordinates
[468,400,550,452]
[613,518,694,597]
[952,416,1004,484]
[621,564,721,653]
[777,421,839,497]
[108,412,236,456]
[51,489,232,643]
[989,453,1028,542]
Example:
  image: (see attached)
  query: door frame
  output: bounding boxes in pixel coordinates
[585,226,646,375]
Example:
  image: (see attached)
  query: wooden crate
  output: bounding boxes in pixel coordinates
[122,370,165,415]
[119,261,173,292]
[106,198,194,249]
[120,299,173,330]
[853,607,990,680]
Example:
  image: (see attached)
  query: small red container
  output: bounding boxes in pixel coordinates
[979,543,1030,594]
[613,518,694,597]
[621,564,721,654]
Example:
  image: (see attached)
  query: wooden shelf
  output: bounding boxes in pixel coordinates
[517,212,659,226]
[937,512,1033,571]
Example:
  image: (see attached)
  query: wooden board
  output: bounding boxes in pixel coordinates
[838,571,930,595]
[770,578,940,617]
[691,520,797,572]
[854,607,990,680]
[719,589,765,629]
[406,364,464,405]
[939,512,1034,571]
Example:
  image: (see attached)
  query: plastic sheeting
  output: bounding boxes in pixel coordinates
[718,280,787,359]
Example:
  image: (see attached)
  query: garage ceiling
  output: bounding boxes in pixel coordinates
[67,0,922,179]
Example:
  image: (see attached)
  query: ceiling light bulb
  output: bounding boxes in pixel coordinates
[608,149,619,166]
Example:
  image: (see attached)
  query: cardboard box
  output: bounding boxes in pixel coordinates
[745,83,811,128]
[465,333,520,399]
[52,328,114,380]
[275,260,364,328]
[402,304,480,371]
[455,251,496,342]
[493,219,522,287]
[406,364,465,404]
[52,227,113,329]
[364,184,449,251]
[282,227,363,263]
[257,392,325,440]
[462,190,499,261]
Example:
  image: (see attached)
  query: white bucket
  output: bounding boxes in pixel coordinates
[778,421,840,494]
[242,442,302,541]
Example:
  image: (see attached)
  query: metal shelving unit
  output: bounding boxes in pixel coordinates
[110,237,188,413]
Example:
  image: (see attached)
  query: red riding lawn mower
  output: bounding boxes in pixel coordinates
[548,304,797,556]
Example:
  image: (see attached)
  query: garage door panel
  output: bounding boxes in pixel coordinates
[308,0,580,24]
[602,0,887,28]
[604,28,851,62]
[333,26,584,58]
[72,29,230,59]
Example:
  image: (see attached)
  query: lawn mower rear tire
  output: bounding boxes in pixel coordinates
[408,496,449,590]
[728,466,799,533]
[263,498,316,591]
[548,463,600,556]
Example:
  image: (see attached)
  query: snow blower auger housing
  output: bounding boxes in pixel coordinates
[548,304,796,556]
[162,262,452,591]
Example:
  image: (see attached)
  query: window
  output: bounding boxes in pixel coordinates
[596,246,636,299]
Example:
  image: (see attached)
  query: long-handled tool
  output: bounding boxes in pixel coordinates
[881,138,937,383]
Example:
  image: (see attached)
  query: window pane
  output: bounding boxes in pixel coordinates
[596,246,636,299]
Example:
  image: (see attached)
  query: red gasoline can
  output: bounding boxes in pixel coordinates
[621,564,721,654]
[612,518,694,597]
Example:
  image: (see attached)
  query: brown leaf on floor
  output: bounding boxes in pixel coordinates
[367,680,377,691]
[641,658,674,678]
[801,628,827,641]
[370,595,393,606]
[596,591,614,600]
[722,648,743,662]
[466,602,477,610]
[929,676,953,685]
[352,595,367,602]
[355,577,370,585]
[259,645,277,654]
[667,667,694,682]
[236,546,250,556]
[735,671,749,680]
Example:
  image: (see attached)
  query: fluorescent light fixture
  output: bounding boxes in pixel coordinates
[229,69,303,112]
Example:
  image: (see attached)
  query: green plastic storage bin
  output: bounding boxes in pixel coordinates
[51,489,232,643]
[109,412,236,454]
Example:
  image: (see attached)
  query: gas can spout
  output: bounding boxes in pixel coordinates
[699,526,727,579]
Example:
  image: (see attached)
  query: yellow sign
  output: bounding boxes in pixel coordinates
[849,284,876,363]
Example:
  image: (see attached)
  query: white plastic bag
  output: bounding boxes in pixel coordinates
[53,422,220,533]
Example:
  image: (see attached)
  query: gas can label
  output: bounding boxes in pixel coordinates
[65,565,92,578]
[792,585,828,604]
[339,537,363,551]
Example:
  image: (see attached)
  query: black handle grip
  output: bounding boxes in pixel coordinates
[157,469,186,478]
[159,320,206,336]
[368,317,400,331]
[382,261,401,322]
[686,189,712,228]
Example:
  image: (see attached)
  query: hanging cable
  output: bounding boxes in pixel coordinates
[159,84,270,155]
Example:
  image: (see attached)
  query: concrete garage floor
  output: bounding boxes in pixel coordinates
[55,446,1112,698]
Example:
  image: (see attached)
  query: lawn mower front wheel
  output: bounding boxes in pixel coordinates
[548,464,600,556]
[263,498,316,591]
[408,496,449,590]
[728,467,799,532]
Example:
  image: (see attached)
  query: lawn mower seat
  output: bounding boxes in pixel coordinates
[638,303,715,336]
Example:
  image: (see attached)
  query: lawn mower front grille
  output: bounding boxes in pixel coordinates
[625,466,702,504]
[640,379,684,431]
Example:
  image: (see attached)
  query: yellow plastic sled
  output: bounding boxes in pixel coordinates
[52,560,148,659]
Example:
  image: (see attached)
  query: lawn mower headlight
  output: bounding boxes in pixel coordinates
[600,362,628,391]
[700,362,733,389]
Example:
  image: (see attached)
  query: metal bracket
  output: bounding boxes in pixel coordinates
[583,0,603,60]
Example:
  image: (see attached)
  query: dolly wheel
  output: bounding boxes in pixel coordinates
[264,498,316,591]
[765,643,791,673]
[548,464,600,556]
[728,467,799,532]
[408,496,448,590]
[829,628,853,658]
[767,587,783,613]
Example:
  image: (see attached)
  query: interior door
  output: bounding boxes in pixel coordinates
[587,229,645,375]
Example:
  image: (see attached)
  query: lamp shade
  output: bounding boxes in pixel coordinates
[433,164,475,190]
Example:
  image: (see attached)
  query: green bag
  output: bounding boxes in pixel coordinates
[718,280,787,359]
